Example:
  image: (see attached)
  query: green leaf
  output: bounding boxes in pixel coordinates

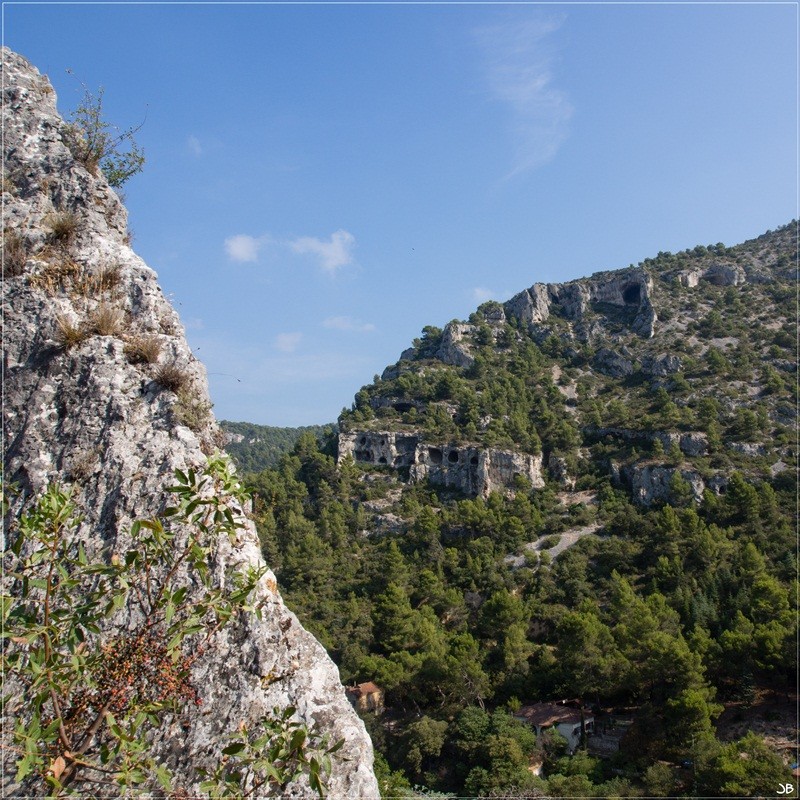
[155,764,173,790]
[14,753,34,783]
[221,742,247,756]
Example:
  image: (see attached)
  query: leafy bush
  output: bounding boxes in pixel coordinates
[2,456,338,797]
[201,706,343,798]
[62,82,145,188]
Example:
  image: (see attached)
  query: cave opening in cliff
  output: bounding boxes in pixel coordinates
[470,455,479,466]
[428,447,443,464]
[448,450,459,463]
[622,283,641,304]
[393,401,414,413]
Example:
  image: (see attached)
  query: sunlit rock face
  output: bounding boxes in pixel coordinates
[338,430,544,498]
[504,266,658,339]
[2,47,378,799]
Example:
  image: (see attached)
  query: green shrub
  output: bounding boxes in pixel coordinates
[62,82,145,188]
[2,456,338,797]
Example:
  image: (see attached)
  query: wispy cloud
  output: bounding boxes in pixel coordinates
[222,229,356,274]
[182,316,205,331]
[322,315,376,333]
[288,229,356,274]
[224,234,267,263]
[472,287,496,303]
[187,135,202,157]
[274,332,303,353]
[475,15,573,177]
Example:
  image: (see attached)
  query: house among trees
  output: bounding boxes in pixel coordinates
[514,702,594,754]
[346,681,384,715]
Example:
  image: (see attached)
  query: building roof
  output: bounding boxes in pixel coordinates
[347,681,382,697]
[515,702,592,728]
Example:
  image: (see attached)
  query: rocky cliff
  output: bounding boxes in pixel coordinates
[1,48,378,798]
[338,430,544,497]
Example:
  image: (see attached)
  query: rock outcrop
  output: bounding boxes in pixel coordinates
[338,431,544,498]
[503,266,658,340]
[619,462,727,506]
[1,48,378,798]
[434,322,476,368]
[590,428,709,458]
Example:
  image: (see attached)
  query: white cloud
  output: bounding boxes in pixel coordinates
[223,229,356,272]
[224,234,265,263]
[187,135,202,156]
[322,315,376,333]
[472,287,496,303]
[475,15,573,176]
[274,332,303,353]
[182,316,204,330]
[288,229,356,274]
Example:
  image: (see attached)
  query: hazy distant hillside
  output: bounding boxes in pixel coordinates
[220,420,333,472]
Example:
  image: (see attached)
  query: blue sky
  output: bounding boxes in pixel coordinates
[5,2,797,426]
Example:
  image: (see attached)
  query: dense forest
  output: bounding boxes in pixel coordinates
[240,225,798,798]
[220,420,332,473]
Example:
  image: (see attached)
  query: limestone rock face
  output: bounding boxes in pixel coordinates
[504,266,658,340]
[338,431,544,498]
[504,283,551,326]
[624,464,706,506]
[727,441,767,457]
[621,462,727,506]
[592,347,635,378]
[1,48,378,798]
[435,321,476,368]
[591,428,709,458]
[641,353,683,377]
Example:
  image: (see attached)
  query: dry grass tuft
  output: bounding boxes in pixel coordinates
[66,449,97,483]
[73,263,122,297]
[55,314,89,351]
[3,229,27,276]
[124,334,162,365]
[154,362,190,393]
[88,303,125,336]
[1,170,19,197]
[44,211,79,245]
[29,257,82,295]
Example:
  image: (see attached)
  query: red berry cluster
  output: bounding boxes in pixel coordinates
[57,626,200,753]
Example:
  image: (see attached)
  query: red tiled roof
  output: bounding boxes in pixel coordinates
[347,681,382,697]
